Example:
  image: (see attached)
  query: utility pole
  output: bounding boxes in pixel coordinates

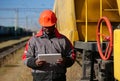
[26,16,28,35]
[26,16,28,29]
[14,8,19,37]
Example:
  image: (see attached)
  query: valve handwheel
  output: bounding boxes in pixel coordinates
[96,16,113,60]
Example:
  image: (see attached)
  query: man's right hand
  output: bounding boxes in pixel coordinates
[35,59,46,66]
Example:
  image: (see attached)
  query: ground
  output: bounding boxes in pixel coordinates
[0,48,32,81]
[0,48,82,81]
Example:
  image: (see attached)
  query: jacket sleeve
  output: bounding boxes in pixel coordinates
[22,37,39,69]
[63,37,76,68]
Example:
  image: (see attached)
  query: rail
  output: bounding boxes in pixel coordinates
[0,40,27,59]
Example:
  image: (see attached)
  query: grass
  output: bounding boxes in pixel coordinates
[0,47,82,81]
[67,60,82,81]
[0,47,32,81]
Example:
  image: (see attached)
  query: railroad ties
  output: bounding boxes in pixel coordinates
[0,36,30,66]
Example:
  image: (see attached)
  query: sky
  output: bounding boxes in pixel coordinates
[0,0,55,31]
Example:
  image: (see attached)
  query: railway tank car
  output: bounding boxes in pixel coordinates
[53,0,120,81]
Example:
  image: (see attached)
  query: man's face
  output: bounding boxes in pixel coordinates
[42,25,55,35]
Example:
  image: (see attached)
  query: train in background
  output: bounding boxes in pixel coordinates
[0,25,33,36]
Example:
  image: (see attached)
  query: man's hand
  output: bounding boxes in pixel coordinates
[35,59,46,66]
[56,58,65,65]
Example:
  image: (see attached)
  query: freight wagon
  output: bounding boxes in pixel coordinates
[53,0,120,81]
[0,26,32,36]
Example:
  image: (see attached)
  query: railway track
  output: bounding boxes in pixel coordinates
[0,38,28,66]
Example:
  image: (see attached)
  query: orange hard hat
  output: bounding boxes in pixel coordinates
[39,10,57,27]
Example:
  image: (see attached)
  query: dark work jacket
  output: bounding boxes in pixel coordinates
[22,28,76,81]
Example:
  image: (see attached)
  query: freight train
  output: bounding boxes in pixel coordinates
[0,26,32,36]
[53,0,120,81]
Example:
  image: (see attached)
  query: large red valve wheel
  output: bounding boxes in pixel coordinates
[96,16,113,60]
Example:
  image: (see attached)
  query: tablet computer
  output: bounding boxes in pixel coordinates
[38,53,61,63]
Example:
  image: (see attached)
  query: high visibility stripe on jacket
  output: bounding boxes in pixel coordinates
[22,28,76,61]
[22,28,76,73]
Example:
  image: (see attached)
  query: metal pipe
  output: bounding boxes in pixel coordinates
[100,0,103,42]
[85,0,88,42]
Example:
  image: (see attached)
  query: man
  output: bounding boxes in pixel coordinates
[22,10,76,81]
